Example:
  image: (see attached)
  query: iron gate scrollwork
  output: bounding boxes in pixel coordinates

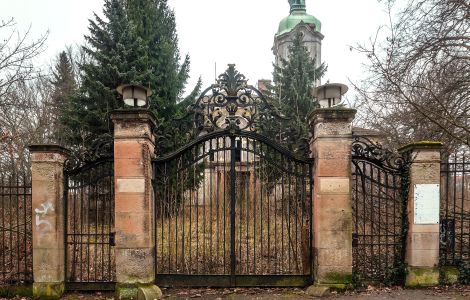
[351,136,410,285]
[64,146,116,289]
[153,65,314,287]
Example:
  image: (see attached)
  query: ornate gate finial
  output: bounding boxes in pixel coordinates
[181,64,286,135]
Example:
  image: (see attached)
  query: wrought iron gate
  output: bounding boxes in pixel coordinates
[64,157,115,290]
[351,136,409,284]
[0,171,32,284]
[440,151,470,269]
[153,131,313,286]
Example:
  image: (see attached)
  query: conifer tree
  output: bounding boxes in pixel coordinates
[265,32,327,156]
[63,0,193,153]
[49,51,76,143]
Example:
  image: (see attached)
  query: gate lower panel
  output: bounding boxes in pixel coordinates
[155,275,311,287]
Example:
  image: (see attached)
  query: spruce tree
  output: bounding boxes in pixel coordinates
[265,32,327,156]
[63,0,192,154]
[49,51,76,143]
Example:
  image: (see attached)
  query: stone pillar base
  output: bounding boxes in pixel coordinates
[116,283,162,300]
[405,266,439,287]
[32,282,64,300]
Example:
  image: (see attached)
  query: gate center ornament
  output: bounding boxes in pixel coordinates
[184,64,285,134]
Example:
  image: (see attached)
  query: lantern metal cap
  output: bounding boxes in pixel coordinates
[313,83,348,100]
[116,84,153,97]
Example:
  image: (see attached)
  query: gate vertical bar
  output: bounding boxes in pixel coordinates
[230,136,237,286]
[398,142,443,287]
[29,145,69,299]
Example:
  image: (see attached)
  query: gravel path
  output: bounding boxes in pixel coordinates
[2,285,469,299]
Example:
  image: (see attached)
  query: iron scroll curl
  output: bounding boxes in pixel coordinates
[177,64,288,136]
[351,136,406,172]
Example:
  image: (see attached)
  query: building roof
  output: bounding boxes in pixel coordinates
[277,1,321,35]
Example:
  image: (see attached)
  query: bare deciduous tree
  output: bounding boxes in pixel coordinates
[0,19,49,172]
[0,18,47,104]
[352,0,469,152]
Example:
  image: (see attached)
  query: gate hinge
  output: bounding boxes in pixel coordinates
[109,232,116,246]
[352,233,358,247]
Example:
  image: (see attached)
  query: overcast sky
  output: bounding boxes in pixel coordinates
[1,0,389,100]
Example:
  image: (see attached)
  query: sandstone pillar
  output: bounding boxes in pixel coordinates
[399,141,443,287]
[110,109,161,299]
[29,145,69,299]
[309,107,356,288]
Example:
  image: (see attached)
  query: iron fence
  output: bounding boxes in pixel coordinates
[440,151,470,268]
[0,171,32,284]
[64,158,115,288]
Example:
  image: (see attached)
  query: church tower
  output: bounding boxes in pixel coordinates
[273,0,324,69]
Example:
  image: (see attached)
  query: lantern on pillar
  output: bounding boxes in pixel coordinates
[313,83,348,108]
[116,84,152,108]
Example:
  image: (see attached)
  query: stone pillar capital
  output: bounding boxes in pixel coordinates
[29,144,70,163]
[398,141,443,163]
[309,108,356,141]
[110,109,157,144]
[309,107,357,125]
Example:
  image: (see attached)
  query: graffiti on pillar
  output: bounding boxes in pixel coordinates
[35,201,54,231]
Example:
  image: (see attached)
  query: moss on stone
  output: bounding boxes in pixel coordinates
[116,283,138,300]
[405,266,439,287]
[0,284,32,298]
[440,266,460,285]
[323,272,353,284]
[315,283,350,291]
[32,282,64,300]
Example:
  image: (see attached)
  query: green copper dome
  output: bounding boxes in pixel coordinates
[277,1,321,35]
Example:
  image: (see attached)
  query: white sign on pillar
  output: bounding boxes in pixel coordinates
[414,184,440,224]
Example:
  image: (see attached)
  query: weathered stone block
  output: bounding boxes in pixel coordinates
[137,284,162,300]
[409,224,439,234]
[405,266,439,287]
[409,232,439,250]
[407,249,439,267]
[306,285,330,297]
[314,209,352,234]
[410,163,440,183]
[115,193,149,213]
[316,248,352,267]
[117,178,146,193]
[115,141,146,159]
[115,158,145,177]
[115,248,155,283]
[318,177,350,194]
[32,282,64,300]
[314,193,352,211]
[316,158,350,177]
[315,230,352,249]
